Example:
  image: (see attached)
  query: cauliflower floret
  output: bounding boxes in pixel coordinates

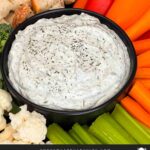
[0,124,15,142]
[0,115,6,131]
[9,105,47,144]
[0,89,13,132]
[0,89,12,112]
[0,107,6,131]
[9,105,30,129]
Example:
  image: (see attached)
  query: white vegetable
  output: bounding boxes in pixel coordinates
[0,89,12,112]
[0,124,14,142]
[0,89,12,132]
[9,105,47,144]
[0,89,48,144]
[0,115,6,131]
[9,105,30,129]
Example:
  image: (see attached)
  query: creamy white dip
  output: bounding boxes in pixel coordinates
[8,13,130,110]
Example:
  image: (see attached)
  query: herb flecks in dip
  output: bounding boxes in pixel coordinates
[8,13,130,110]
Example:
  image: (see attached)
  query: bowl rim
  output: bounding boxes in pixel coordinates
[1,8,137,116]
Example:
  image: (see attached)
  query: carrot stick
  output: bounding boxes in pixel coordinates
[85,0,113,15]
[73,0,88,9]
[137,50,150,68]
[106,0,150,30]
[31,0,41,13]
[136,79,150,89]
[135,68,150,79]
[138,30,150,40]
[133,39,150,55]
[126,9,150,41]
[121,96,150,128]
[129,81,150,113]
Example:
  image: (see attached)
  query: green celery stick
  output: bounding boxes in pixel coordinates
[111,104,150,144]
[82,125,102,144]
[138,121,150,135]
[72,123,100,144]
[89,113,137,144]
[88,133,102,144]
[47,123,77,144]
[69,129,84,144]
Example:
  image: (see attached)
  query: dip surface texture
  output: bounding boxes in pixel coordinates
[8,13,130,110]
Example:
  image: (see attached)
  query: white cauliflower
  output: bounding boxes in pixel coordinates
[0,89,12,131]
[0,89,48,144]
[0,108,6,131]
[0,124,15,142]
[0,89,12,112]
[0,116,6,131]
[9,105,47,144]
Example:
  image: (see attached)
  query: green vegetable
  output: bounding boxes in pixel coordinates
[89,113,137,144]
[10,102,21,114]
[82,125,102,144]
[138,121,150,136]
[69,129,84,144]
[47,123,77,144]
[111,104,150,144]
[0,24,12,53]
[72,123,101,144]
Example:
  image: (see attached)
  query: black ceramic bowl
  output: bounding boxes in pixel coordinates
[1,8,137,127]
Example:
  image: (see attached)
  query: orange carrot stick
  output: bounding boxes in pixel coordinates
[126,9,150,41]
[129,81,150,113]
[136,79,150,89]
[133,39,150,55]
[106,0,150,30]
[135,68,150,79]
[137,50,150,68]
[73,0,88,9]
[121,96,150,128]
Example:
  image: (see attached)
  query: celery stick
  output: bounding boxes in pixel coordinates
[111,104,150,144]
[138,121,150,135]
[82,125,102,144]
[72,123,99,144]
[89,113,137,144]
[47,123,77,144]
[69,129,84,144]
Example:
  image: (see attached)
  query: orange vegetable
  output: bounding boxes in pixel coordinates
[126,9,150,41]
[106,0,150,30]
[31,0,41,13]
[85,0,113,15]
[138,30,150,40]
[73,0,88,9]
[136,79,150,89]
[129,81,150,113]
[133,39,150,55]
[121,96,150,128]
[137,50,150,68]
[135,68,150,79]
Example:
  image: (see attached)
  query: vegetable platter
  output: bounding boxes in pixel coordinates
[0,0,150,145]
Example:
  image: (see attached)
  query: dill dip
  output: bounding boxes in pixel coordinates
[8,13,130,110]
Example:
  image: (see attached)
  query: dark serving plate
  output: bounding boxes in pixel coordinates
[1,8,137,127]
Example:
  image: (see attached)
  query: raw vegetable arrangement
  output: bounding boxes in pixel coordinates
[0,0,150,145]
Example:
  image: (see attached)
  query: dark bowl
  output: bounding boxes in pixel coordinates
[1,8,137,127]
